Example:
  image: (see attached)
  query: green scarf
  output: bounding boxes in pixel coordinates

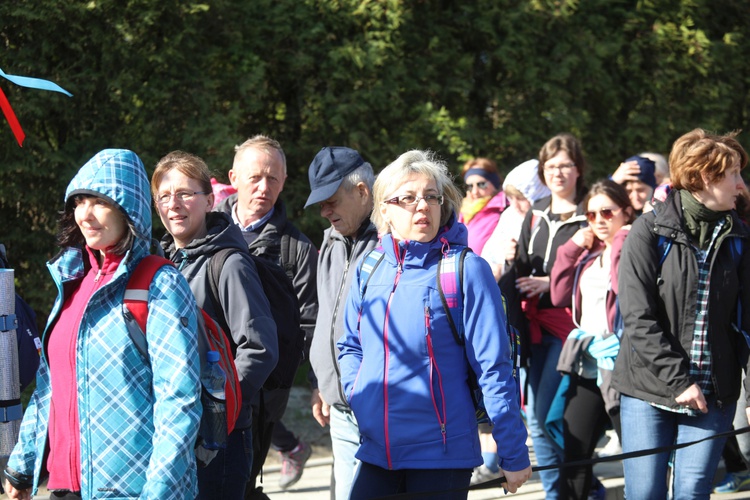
[679,190,731,250]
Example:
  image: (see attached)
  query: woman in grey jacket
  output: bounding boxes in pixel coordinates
[612,129,750,499]
[152,151,278,500]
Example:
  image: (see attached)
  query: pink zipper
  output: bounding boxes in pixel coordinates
[425,305,447,450]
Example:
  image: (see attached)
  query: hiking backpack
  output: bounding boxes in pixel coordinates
[359,245,522,425]
[209,247,304,391]
[123,255,242,448]
[0,244,41,392]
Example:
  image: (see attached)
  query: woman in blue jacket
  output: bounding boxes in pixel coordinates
[3,149,202,500]
[337,150,531,499]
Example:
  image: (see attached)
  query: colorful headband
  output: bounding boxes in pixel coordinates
[464,167,501,189]
[0,67,73,147]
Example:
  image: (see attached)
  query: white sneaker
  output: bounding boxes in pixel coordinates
[596,431,621,458]
[470,464,502,486]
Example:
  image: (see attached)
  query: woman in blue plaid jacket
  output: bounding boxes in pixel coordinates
[3,149,203,500]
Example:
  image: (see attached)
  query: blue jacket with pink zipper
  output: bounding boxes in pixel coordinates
[337,215,529,472]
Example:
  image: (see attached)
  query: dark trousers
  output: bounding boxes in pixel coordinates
[248,387,297,490]
[350,461,472,500]
[50,492,82,499]
[198,427,253,500]
[560,375,621,500]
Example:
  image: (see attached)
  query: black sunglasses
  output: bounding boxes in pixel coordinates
[465,181,489,190]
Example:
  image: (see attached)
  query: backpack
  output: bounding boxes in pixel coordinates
[0,244,41,392]
[359,245,522,425]
[123,255,242,449]
[209,248,304,391]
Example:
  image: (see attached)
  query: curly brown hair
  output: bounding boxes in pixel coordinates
[669,129,748,192]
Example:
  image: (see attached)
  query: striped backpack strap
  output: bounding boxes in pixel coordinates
[359,247,385,299]
[123,255,175,361]
[436,246,468,346]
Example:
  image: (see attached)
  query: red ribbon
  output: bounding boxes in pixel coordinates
[0,87,25,147]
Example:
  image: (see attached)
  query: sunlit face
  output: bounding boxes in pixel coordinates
[464,174,497,201]
[542,150,580,200]
[319,182,372,237]
[586,194,629,245]
[380,174,442,243]
[74,196,128,252]
[229,147,287,226]
[624,180,653,211]
[696,162,744,212]
[155,169,213,249]
[508,193,531,216]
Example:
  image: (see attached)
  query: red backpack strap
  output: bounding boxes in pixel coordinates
[123,255,175,361]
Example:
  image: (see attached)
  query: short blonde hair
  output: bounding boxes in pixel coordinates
[669,128,747,192]
[152,151,212,199]
[234,134,286,174]
[372,150,462,235]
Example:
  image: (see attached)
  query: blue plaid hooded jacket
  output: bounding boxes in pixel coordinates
[5,149,202,499]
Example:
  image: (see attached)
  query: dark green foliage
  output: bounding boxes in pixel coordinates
[1,0,749,325]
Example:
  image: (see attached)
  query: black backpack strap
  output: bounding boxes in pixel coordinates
[280,227,299,282]
[207,248,237,335]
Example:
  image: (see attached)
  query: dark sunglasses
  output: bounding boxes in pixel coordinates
[465,181,489,190]
[585,207,621,223]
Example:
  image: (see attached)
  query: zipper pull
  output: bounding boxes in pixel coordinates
[94,269,102,282]
[441,423,447,451]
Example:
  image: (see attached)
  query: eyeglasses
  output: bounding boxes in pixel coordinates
[585,207,622,222]
[465,181,489,190]
[543,163,576,173]
[156,191,209,206]
[383,194,444,207]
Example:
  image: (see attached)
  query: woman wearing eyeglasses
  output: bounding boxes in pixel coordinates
[612,129,750,499]
[151,151,278,500]
[337,150,531,499]
[548,180,634,499]
[511,133,589,499]
[458,157,506,255]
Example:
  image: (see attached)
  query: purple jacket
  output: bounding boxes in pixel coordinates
[549,228,629,331]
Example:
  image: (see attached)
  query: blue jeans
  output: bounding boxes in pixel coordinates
[330,405,361,500]
[349,461,472,500]
[525,334,563,499]
[197,427,253,500]
[620,394,735,499]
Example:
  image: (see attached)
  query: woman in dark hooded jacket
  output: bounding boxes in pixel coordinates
[152,151,278,500]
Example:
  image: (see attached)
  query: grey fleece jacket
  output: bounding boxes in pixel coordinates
[215,195,318,346]
[310,221,378,409]
[160,212,278,429]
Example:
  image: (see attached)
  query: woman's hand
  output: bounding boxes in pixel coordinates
[4,480,31,500]
[675,383,708,414]
[504,238,518,263]
[571,227,594,249]
[515,276,550,298]
[500,465,533,493]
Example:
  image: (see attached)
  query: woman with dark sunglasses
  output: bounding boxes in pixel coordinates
[549,180,634,499]
[458,157,506,255]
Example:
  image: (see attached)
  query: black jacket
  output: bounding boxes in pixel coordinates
[612,189,750,409]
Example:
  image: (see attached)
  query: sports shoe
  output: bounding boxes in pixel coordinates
[278,440,313,490]
[713,471,750,494]
[470,464,502,486]
[596,430,622,458]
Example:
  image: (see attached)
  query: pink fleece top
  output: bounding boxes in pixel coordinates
[459,191,508,255]
[46,247,123,491]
